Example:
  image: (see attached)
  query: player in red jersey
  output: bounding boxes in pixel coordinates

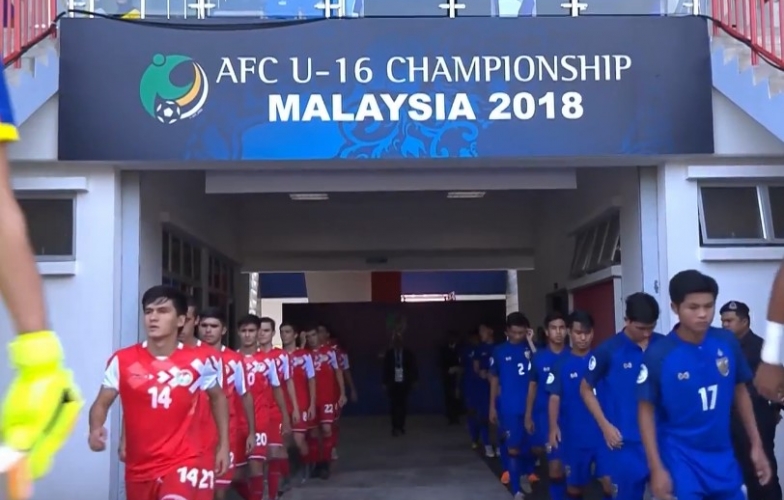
[281,322,317,478]
[236,314,288,500]
[317,324,358,461]
[198,307,256,500]
[178,298,225,500]
[304,325,346,479]
[87,285,229,500]
[257,317,300,499]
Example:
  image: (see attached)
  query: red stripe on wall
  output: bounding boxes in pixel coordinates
[371,272,402,303]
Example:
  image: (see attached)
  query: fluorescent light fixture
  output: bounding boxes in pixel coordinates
[447,191,486,199]
[289,193,329,201]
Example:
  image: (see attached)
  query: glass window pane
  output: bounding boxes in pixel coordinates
[570,232,588,276]
[194,248,202,280]
[579,228,597,271]
[162,233,170,272]
[700,187,763,240]
[171,237,182,275]
[19,199,74,257]
[183,242,193,279]
[588,220,609,269]
[768,186,784,239]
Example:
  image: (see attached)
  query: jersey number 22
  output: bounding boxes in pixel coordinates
[698,384,718,411]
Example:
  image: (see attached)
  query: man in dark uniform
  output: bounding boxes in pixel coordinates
[721,300,783,500]
[440,330,462,425]
[383,334,418,436]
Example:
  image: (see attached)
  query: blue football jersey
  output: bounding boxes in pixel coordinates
[547,351,602,449]
[460,345,479,390]
[637,327,752,452]
[0,72,17,142]
[584,331,664,442]
[489,341,533,415]
[473,342,495,397]
[531,347,570,417]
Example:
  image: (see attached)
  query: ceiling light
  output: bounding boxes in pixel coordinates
[447,191,486,199]
[289,193,329,201]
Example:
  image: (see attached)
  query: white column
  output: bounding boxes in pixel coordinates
[505,270,519,315]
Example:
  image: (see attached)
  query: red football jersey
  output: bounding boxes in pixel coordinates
[219,346,248,435]
[192,341,222,454]
[311,344,339,402]
[243,350,280,426]
[265,347,291,420]
[103,342,220,481]
[287,348,315,412]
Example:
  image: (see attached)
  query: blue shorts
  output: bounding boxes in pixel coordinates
[605,443,649,500]
[663,447,745,500]
[499,413,527,450]
[531,411,549,447]
[563,445,603,488]
[474,390,491,421]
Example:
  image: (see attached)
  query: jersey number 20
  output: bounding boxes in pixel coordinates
[698,384,718,411]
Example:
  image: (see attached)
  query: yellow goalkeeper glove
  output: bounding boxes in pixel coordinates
[0,331,83,498]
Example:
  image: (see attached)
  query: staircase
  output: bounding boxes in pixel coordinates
[3,0,59,126]
[710,0,784,141]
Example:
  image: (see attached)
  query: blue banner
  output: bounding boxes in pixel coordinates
[58,16,713,161]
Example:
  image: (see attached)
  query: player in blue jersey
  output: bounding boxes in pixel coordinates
[489,312,535,496]
[524,311,569,498]
[473,322,497,457]
[581,292,662,500]
[547,310,606,500]
[460,330,482,449]
[638,270,772,500]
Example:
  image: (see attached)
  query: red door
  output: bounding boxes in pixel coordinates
[571,280,616,347]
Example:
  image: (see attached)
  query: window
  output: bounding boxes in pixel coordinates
[19,198,75,259]
[699,186,763,242]
[569,211,621,279]
[768,186,784,240]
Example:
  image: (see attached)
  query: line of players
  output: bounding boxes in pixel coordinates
[87,285,358,500]
[464,269,774,500]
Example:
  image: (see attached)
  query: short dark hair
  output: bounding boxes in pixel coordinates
[200,306,226,325]
[567,310,594,330]
[141,286,188,316]
[280,320,297,331]
[543,311,566,328]
[625,292,660,324]
[237,314,261,329]
[260,317,276,330]
[669,270,719,305]
[506,312,531,329]
[301,322,318,333]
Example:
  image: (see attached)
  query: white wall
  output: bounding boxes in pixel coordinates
[0,163,122,500]
[522,167,645,326]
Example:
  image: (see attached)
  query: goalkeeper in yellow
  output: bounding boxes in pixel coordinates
[0,72,82,498]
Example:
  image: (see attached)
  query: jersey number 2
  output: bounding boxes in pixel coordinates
[148,386,172,409]
[517,363,526,375]
[698,384,718,411]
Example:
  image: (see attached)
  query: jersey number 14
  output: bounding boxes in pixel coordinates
[148,386,173,409]
[698,384,718,411]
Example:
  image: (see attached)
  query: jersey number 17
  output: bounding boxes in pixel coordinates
[698,384,718,411]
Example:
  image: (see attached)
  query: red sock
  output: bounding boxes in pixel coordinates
[268,461,282,499]
[320,433,334,462]
[232,480,251,500]
[306,436,319,463]
[248,475,265,500]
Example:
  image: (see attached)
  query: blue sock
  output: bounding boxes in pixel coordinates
[498,442,510,472]
[549,479,566,500]
[467,416,479,442]
[479,425,490,447]
[519,451,535,475]
[508,454,522,494]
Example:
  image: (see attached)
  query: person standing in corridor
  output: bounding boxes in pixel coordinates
[383,334,418,436]
[440,330,463,425]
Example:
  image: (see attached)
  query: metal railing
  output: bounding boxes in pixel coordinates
[2,0,57,65]
[712,0,784,67]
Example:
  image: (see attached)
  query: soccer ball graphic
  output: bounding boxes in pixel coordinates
[154,100,181,124]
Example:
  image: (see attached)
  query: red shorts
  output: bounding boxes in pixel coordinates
[216,430,248,486]
[126,459,213,500]
[292,409,315,433]
[265,414,284,446]
[316,400,338,423]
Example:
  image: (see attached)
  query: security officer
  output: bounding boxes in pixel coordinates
[721,300,783,500]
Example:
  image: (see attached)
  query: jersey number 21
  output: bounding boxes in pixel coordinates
[698,384,718,411]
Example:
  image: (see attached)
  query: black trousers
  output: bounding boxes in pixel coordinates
[443,377,461,423]
[734,426,782,500]
[388,383,410,431]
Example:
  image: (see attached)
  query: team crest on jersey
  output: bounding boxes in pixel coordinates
[611,483,619,498]
[524,350,531,359]
[564,465,571,477]
[588,356,597,371]
[637,364,648,384]
[716,356,730,376]
[174,370,194,387]
[546,373,555,385]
